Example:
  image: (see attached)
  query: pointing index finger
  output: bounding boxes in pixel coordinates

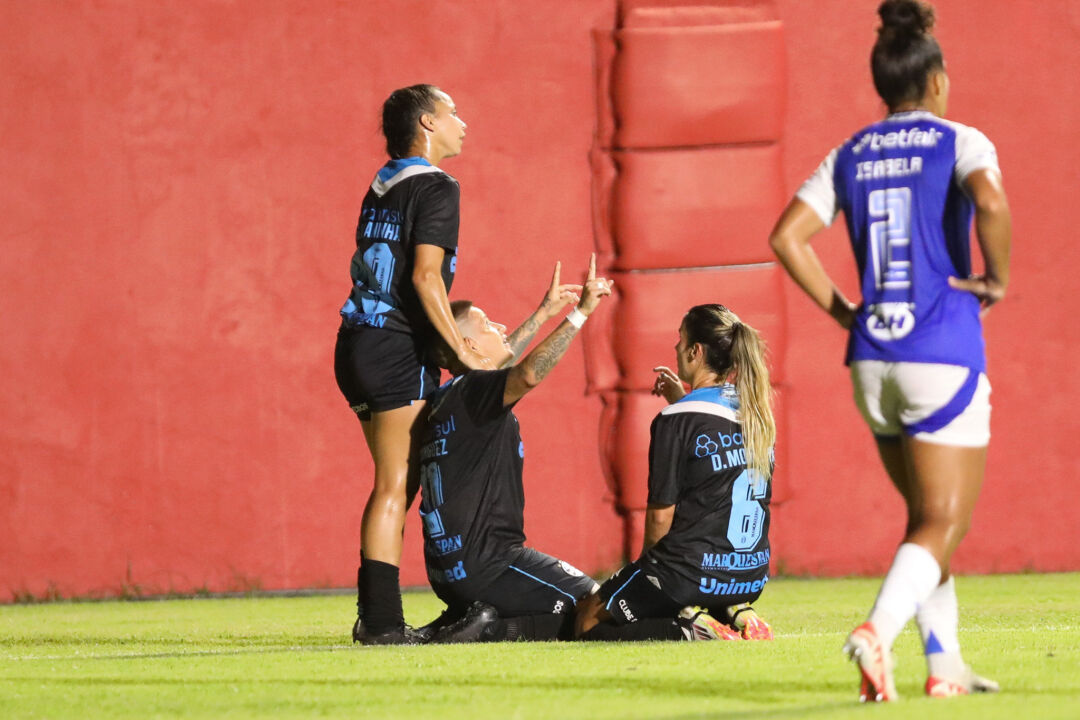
[551,261,561,288]
[587,253,596,282]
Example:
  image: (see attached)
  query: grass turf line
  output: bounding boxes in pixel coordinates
[1,574,1078,719]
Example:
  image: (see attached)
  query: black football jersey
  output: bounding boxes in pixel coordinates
[340,157,459,335]
[417,369,527,596]
[641,385,772,601]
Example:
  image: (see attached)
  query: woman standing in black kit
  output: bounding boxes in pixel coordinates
[335,84,489,645]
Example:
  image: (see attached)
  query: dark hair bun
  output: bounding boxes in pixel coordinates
[878,0,935,39]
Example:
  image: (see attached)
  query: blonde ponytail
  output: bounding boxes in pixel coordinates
[682,304,776,482]
[730,322,776,482]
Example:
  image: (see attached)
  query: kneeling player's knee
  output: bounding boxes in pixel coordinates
[574,593,603,637]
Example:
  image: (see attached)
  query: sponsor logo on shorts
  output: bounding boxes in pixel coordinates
[618,598,636,622]
[558,560,584,578]
[698,575,768,596]
[701,549,770,571]
[553,600,565,613]
[350,403,369,416]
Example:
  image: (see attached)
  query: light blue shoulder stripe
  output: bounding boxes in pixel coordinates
[660,385,740,421]
[371,157,445,197]
[661,401,739,423]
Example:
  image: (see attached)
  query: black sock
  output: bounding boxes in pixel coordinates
[355,565,364,614]
[361,558,404,634]
[580,618,685,642]
[503,613,575,641]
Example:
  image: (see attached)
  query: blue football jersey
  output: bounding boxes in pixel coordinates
[797,111,1000,372]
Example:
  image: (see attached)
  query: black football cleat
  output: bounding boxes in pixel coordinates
[429,602,502,644]
[414,608,459,644]
[351,615,366,644]
[361,623,425,646]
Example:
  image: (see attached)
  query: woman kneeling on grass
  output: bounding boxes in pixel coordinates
[575,304,776,642]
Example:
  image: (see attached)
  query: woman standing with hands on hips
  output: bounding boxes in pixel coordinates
[335,85,490,645]
[770,0,1010,702]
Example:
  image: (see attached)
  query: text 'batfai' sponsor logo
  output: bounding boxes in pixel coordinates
[852,127,944,155]
[698,575,769,596]
[701,549,770,571]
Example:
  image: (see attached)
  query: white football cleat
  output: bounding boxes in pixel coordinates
[843,621,898,702]
[926,665,1000,697]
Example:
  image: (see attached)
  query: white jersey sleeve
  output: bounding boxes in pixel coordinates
[794,146,840,227]
[950,122,1000,183]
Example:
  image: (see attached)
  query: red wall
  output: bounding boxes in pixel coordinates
[1,0,1077,600]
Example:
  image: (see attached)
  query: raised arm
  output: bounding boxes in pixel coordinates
[501,261,582,367]
[949,168,1011,313]
[769,198,858,329]
[413,244,491,370]
[651,366,686,404]
[502,255,612,406]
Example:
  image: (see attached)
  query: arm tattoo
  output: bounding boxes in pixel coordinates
[526,322,577,383]
[505,312,544,363]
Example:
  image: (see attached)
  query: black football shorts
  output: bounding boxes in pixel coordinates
[334,324,440,421]
[433,547,598,617]
[596,561,683,626]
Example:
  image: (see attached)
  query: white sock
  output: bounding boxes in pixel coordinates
[867,543,942,650]
[916,575,966,678]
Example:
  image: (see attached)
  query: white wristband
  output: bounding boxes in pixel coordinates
[566,307,588,329]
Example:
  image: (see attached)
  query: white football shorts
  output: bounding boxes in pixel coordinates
[850,361,991,447]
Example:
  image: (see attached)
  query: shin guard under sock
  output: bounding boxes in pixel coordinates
[361,558,404,634]
[868,542,942,650]
[503,614,575,641]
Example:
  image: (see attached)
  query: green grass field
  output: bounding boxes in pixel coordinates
[2,574,1078,719]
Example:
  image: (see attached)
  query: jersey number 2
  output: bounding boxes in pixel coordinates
[869,187,912,291]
